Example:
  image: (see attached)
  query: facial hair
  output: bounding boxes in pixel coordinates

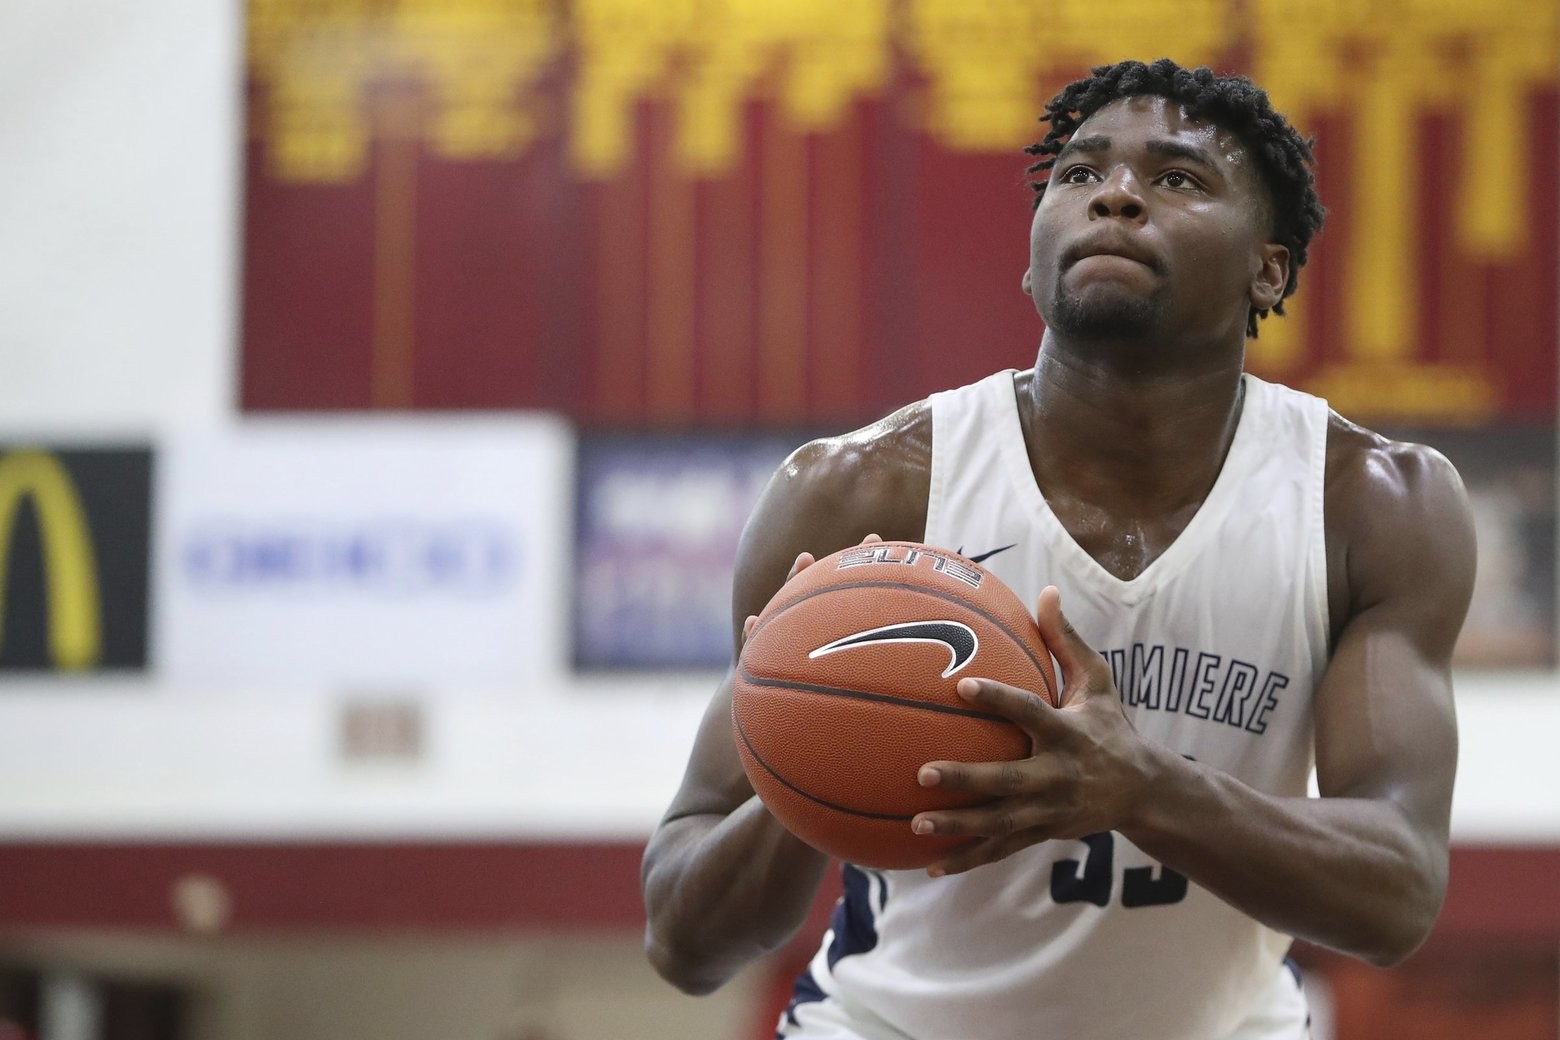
[1048,274,1164,341]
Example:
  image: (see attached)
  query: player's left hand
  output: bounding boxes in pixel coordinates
[911,585,1154,877]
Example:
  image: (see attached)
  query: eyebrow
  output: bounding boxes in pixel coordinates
[1054,134,1112,163]
[1144,138,1221,171]
[1055,134,1224,176]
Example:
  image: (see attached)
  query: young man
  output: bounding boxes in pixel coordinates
[641,58,1474,1039]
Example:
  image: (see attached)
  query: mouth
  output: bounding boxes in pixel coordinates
[1062,237,1162,273]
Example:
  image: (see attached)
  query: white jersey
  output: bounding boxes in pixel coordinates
[782,370,1330,1040]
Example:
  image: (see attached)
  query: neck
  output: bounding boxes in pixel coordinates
[1019,329,1247,513]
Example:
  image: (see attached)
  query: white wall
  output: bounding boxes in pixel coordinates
[0,0,1554,846]
[0,0,240,433]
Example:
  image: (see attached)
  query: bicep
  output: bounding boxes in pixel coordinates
[1314,446,1475,836]
[1313,615,1458,829]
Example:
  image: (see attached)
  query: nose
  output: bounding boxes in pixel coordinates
[1089,169,1147,223]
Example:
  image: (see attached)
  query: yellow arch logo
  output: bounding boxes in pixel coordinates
[0,451,102,670]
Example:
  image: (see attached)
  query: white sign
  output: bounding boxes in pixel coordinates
[153,417,571,685]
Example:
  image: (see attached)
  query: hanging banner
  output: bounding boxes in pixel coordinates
[573,433,797,669]
[241,0,1557,427]
[155,419,571,685]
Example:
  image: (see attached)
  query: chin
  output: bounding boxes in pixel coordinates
[1048,287,1161,340]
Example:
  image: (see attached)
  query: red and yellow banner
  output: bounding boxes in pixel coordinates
[242,0,1559,426]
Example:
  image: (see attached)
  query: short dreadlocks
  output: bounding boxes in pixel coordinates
[1026,58,1326,338]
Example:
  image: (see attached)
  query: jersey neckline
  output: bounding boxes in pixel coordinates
[990,369,1267,607]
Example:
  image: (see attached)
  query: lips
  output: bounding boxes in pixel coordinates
[1062,235,1162,273]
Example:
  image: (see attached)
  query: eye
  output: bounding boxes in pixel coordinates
[1159,169,1200,190]
[1058,165,1097,185]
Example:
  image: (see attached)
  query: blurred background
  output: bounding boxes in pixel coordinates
[0,0,1556,1036]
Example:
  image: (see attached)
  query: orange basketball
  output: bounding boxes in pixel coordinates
[732,541,1058,870]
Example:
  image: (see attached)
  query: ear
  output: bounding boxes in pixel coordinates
[1021,267,1033,296]
[1249,244,1289,312]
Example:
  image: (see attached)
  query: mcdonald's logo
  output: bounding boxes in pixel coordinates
[0,447,151,672]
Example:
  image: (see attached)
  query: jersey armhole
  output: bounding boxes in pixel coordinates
[924,390,949,547]
[1305,394,1331,669]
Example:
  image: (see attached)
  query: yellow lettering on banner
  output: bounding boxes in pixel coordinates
[1241,0,1316,378]
[1252,0,1556,416]
[249,0,378,181]
[573,0,888,178]
[1254,1,1417,363]
[1308,362,1498,423]
[1349,47,1420,363]
[773,0,887,130]
[1246,0,1348,383]
[904,0,1224,152]
[671,2,765,175]
[250,0,558,181]
[571,0,698,177]
[1043,0,1226,91]
[1455,4,1557,259]
[902,1,1047,151]
[393,0,557,161]
[248,0,1560,242]
[1460,55,1525,260]
[0,452,102,671]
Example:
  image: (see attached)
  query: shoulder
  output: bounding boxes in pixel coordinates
[772,398,934,532]
[1322,411,1476,648]
[730,400,933,627]
[1323,411,1470,541]
[1325,410,1460,491]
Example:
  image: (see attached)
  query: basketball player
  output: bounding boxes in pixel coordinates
[642,58,1474,1039]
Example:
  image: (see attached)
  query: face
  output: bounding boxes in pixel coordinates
[1026,96,1288,348]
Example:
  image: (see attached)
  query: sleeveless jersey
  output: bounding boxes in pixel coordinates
[786,370,1331,1040]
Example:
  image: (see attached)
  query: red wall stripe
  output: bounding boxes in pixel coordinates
[0,842,1553,937]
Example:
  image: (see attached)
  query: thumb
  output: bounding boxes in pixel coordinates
[1036,585,1111,706]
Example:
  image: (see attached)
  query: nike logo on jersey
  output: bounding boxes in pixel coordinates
[959,543,1016,564]
[808,621,979,678]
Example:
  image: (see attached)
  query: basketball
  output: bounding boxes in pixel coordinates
[732,541,1058,870]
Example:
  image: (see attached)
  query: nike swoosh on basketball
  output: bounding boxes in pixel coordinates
[808,621,978,678]
[959,543,1016,564]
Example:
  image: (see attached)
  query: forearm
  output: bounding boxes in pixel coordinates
[1124,747,1447,966]
[642,795,829,994]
